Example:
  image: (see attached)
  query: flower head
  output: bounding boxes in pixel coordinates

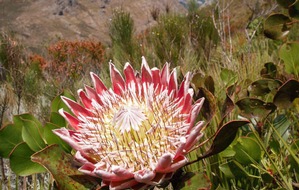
[53,57,205,189]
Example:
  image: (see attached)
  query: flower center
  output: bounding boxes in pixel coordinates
[113,105,146,133]
[80,87,188,171]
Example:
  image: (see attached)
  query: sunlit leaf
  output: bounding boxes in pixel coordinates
[233,137,262,165]
[220,146,236,158]
[279,42,299,75]
[21,117,46,152]
[10,142,46,176]
[273,79,299,108]
[264,14,291,40]
[13,113,42,127]
[273,115,291,141]
[220,68,237,86]
[31,144,99,190]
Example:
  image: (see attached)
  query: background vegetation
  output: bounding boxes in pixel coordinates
[0,0,298,189]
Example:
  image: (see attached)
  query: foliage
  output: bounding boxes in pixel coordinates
[0,32,27,113]
[45,40,105,86]
[148,14,188,65]
[188,5,219,62]
[0,67,249,190]
[108,9,141,67]
[0,91,74,189]
[0,32,24,82]
[114,7,218,71]
[0,34,50,124]
[1,0,299,189]
[203,2,299,187]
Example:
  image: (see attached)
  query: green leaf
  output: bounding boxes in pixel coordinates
[219,160,247,179]
[264,14,291,40]
[288,140,299,174]
[273,115,291,141]
[289,1,299,19]
[197,87,217,123]
[233,137,262,165]
[260,62,278,79]
[31,144,99,190]
[220,68,237,86]
[191,73,205,93]
[220,85,235,120]
[269,139,280,155]
[174,171,211,190]
[261,172,274,183]
[220,146,236,158]
[43,122,71,153]
[21,117,46,152]
[279,42,299,75]
[276,0,296,8]
[50,112,66,127]
[236,98,276,120]
[248,79,282,96]
[0,123,23,158]
[273,79,299,108]
[198,120,250,159]
[14,113,42,126]
[220,160,261,180]
[10,142,46,176]
[51,90,76,113]
[204,75,215,94]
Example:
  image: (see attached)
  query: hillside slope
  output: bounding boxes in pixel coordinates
[0,0,185,52]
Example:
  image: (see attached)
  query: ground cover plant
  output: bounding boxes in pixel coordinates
[0,0,298,189]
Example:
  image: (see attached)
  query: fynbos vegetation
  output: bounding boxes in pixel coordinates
[0,0,298,189]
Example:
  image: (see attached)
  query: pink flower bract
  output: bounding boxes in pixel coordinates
[53,57,205,190]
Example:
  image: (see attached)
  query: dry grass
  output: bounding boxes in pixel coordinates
[0,0,185,52]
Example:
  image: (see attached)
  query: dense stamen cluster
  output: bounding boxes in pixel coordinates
[77,85,189,171]
[53,58,205,189]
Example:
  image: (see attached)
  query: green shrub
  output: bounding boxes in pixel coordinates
[146,14,188,66]
[108,9,141,67]
[188,8,219,62]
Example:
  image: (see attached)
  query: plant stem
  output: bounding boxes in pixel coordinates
[33,174,37,190]
[15,175,18,190]
[22,176,27,190]
[0,158,5,184]
[249,124,293,190]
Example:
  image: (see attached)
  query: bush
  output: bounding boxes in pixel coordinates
[108,9,141,67]
[144,14,188,67]
[43,40,105,91]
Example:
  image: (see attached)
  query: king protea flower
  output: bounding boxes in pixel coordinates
[53,57,205,190]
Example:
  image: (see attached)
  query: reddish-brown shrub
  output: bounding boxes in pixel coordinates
[44,40,105,83]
